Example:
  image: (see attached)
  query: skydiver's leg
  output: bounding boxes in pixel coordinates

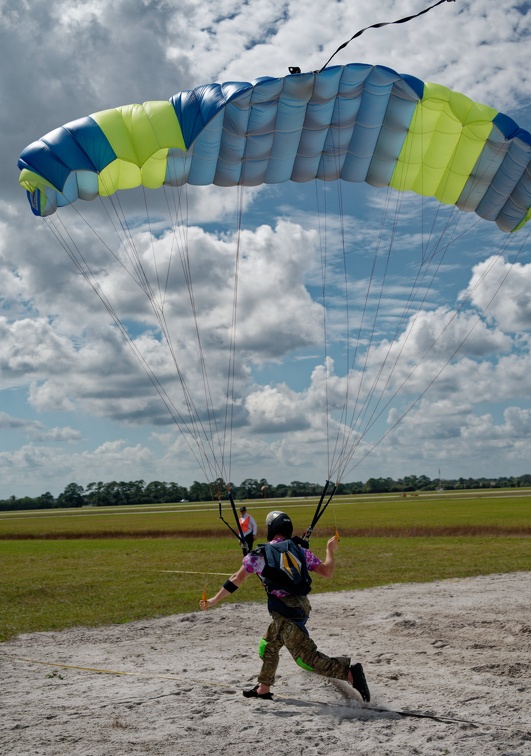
[280,619,351,680]
[246,596,370,701]
[256,614,286,688]
[257,601,349,686]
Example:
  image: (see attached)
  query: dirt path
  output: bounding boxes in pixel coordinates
[1,572,530,755]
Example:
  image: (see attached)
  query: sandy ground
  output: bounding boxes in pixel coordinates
[1,572,530,756]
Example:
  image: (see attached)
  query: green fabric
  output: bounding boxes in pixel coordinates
[258,637,268,659]
[91,102,185,195]
[19,169,57,195]
[513,210,531,233]
[295,657,314,672]
[391,81,498,206]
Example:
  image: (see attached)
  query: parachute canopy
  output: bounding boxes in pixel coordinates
[18,62,531,232]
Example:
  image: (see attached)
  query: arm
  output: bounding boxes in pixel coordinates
[199,564,250,610]
[312,536,339,579]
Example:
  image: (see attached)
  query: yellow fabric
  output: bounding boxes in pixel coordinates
[19,168,56,193]
[391,82,498,205]
[91,101,185,195]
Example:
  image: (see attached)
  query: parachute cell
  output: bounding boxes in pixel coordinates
[18,63,531,232]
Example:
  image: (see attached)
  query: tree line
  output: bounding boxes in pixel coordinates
[1,473,531,511]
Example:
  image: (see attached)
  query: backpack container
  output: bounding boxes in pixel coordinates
[258,539,312,596]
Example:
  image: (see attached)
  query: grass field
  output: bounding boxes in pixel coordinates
[1,491,529,642]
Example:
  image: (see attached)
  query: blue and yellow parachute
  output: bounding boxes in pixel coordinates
[18,63,531,233]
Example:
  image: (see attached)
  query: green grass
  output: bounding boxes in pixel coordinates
[0,493,529,642]
[1,491,530,538]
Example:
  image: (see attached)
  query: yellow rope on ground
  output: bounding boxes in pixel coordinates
[4,654,507,728]
[159,570,231,576]
[8,655,223,687]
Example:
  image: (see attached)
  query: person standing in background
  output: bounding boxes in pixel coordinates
[239,506,258,552]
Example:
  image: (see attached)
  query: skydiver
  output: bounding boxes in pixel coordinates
[199,510,370,702]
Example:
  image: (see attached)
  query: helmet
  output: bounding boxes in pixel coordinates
[266,511,293,541]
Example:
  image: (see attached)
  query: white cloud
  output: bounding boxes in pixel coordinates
[464,255,531,332]
[246,384,312,433]
[382,399,531,478]
[0,439,156,496]
[0,412,43,433]
[1,216,323,434]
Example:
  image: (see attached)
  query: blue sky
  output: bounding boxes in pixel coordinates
[2,0,531,498]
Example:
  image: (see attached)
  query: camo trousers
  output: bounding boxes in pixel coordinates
[257,595,350,687]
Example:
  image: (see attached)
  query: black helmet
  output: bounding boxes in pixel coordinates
[266,511,293,541]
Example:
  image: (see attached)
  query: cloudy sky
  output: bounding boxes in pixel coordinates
[2,0,531,498]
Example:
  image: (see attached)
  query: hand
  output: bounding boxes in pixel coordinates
[199,599,210,611]
[327,535,339,553]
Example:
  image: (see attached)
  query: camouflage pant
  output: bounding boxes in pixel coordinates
[257,595,350,687]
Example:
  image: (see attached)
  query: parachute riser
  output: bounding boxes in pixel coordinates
[302,480,338,543]
[217,488,250,554]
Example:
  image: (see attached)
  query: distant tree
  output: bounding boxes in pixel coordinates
[400,475,419,491]
[189,481,212,502]
[166,482,189,502]
[144,480,169,503]
[57,483,84,508]
[37,492,56,508]
[3,470,531,512]
[287,481,307,497]
[364,477,393,494]
[102,480,121,506]
[118,480,145,504]
[85,481,106,506]
[238,478,261,499]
